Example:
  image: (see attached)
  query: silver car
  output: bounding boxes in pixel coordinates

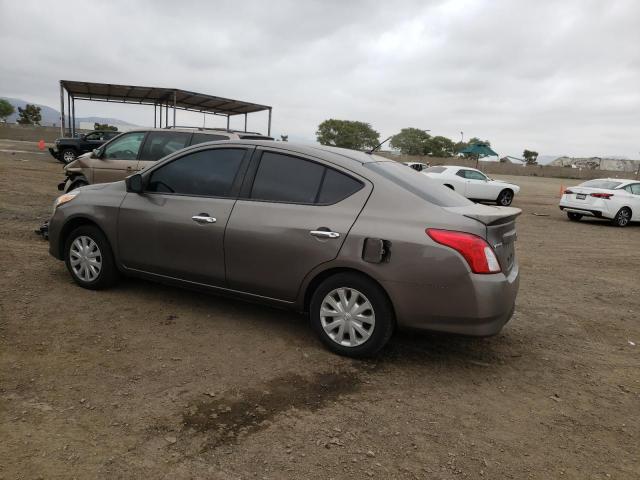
[48,140,520,357]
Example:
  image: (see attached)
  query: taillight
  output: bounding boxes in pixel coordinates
[564,189,574,195]
[426,229,502,274]
[590,193,613,199]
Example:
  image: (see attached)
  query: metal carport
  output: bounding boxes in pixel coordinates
[58,80,272,137]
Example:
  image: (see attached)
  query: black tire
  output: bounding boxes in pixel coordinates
[66,178,88,192]
[444,184,455,191]
[64,225,118,290]
[611,207,632,227]
[60,148,77,164]
[310,273,395,358]
[497,189,514,206]
[567,212,582,221]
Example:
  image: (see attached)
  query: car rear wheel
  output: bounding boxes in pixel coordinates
[567,212,582,221]
[310,273,394,357]
[64,225,118,289]
[497,189,514,206]
[61,148,77,164]
[611,207,631,227]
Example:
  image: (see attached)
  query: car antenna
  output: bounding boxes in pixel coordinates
[367,136,392,154]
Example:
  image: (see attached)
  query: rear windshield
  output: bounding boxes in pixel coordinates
[365,161,472,207]
[579,180,622,189]
[424,166,447,173]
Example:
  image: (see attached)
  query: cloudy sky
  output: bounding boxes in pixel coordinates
[1,0,639,158]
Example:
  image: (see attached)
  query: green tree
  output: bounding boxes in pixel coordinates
[16,104,42,125]
[523,149,539,165]
[455,137,492,157]
[426,135,456,157]
[316,119,380,150]
[94,122,118,131]
[389,128,431,155]
[0,99,15,122]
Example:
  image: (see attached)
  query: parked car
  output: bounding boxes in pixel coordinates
[422,165,520,206]
[403,161,430,172]
[559,178,640,227]
[49,130,121,164]
[59,128,273,192]
[48,140,520,357]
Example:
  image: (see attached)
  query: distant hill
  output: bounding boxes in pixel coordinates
[1,97,137,128]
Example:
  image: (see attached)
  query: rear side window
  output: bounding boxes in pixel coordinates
[630,184,640,195]
[190,133,230,145]
[366,161,472,207]
[147,148,245,197]
[250,152,362,204]
[318,168,363,204]
[424,166,446,173]
[140,132,192,161]
[579,180,622,189]
[251,152,325,203]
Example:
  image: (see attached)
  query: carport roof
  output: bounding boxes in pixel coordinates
[60,80,271,115]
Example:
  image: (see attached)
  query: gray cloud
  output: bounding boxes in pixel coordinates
[1,0,639,157]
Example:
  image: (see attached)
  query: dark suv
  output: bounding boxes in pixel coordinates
[59,128,273,192]
[49,130,121,164]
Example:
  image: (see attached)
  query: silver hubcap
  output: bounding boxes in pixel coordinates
[618,210,630,225]
[69,236,102,282]
[320,288,375,347]
[63,151,75,162]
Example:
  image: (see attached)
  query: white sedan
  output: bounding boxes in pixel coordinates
[559,178,640,227]
[422,166,520,206]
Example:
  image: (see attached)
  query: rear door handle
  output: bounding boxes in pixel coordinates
[192,214,216,224]
[310,230,340,239]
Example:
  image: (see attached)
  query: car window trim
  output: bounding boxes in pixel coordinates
[239,148,365,207]
[140,145,253,199]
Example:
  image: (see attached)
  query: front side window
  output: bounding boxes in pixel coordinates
[140,132,191,161]
[466,170,487,181]
[146,148,245,197]
[630,183,640,195]
[103,132,145,160]
[251,152,325,203]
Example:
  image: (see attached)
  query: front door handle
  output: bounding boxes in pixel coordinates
[192,214,216,224]
[310,230,340,239]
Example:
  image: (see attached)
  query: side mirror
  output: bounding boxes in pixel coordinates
[126,173,143,194]
[91,148,101,159]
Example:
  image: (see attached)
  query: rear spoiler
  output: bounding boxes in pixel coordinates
[444,205,522,226]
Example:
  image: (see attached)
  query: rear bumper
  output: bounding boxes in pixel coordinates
[386,264,519,336]
[558,205,604,218]
[559,197,614,219]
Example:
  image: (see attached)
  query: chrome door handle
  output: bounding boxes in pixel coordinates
[192,214,216,224]
[310,230,340,239]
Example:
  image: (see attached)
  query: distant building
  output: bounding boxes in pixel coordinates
[550,156,640,172]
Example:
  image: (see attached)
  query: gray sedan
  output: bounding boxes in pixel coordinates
[48,140,520,357]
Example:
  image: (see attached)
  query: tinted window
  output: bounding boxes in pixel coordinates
[455,169,467,178]
[251,152,324,203]
[318,168,363,204]
[239,135,273,140]
[103,132,145,160]
[579,180,622,189]
[140,132,191,161]
[147,148,245,197]
[424,166,446,173]
[365,161,472,207]
[191,133,230,145]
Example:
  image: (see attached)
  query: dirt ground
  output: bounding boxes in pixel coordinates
[1,139,638,480]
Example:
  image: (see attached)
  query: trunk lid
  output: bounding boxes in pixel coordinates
[444,204,521,274]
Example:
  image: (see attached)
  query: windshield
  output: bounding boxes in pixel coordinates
[579,180,622,189]
[366,161,472,207]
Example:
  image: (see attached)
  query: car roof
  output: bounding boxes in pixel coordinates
[181,139,387,166]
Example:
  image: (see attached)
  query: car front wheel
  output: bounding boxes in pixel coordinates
[611,207,632,227]
[64,225,118,289]
[61,148,77,164]
[497,189,514,206]
[310,273,394,357]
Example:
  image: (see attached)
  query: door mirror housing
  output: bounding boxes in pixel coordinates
[91,148,101,159]
[126,173,143,193]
